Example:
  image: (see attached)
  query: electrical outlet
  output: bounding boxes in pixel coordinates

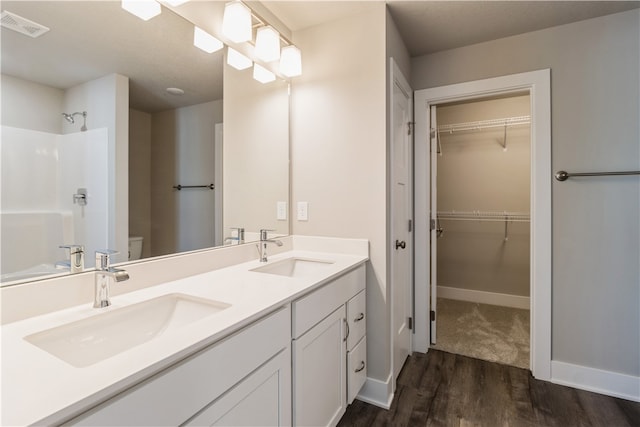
[277,201,287,220]
[297,201,309,221]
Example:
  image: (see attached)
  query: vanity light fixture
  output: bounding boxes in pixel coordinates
[121,0,161,21]
[253,64,276,84]
[222,1,252,43]
[279,45,302,77]
[227,47,252,70]
[193,26,223,53]
[255,26,280,62]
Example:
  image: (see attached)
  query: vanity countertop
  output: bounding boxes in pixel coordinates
[1,246,368,426]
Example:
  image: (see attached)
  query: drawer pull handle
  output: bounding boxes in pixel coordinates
[354,313,364,322]
[344,318,350,342]
[355,361,366,373]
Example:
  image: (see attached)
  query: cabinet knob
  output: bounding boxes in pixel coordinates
[354,313,364,322]
[355,361,366,373]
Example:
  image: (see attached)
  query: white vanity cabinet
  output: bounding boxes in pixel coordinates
[66,306,291,426]
[292,264,366,427]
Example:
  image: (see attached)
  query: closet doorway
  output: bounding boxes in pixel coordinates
[413,70,552,381]
[431,94,531,369]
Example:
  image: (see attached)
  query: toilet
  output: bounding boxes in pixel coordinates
[128,236,144,260]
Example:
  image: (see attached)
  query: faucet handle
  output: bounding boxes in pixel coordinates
[59,244,84,254]
[259,229,275,240]
[60,244,85,273]
[95,249,118,271]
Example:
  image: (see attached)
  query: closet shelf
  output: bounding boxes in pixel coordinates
[437,115,530,133]
[437,210,530,222]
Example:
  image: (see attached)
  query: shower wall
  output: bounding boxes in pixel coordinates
[436,95,531,304]
[0,126,108,278]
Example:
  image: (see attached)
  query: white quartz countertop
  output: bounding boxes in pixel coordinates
[1,248,367,426]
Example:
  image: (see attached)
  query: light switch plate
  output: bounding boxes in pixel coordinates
[297,201,309,221]
[277,201,287,220]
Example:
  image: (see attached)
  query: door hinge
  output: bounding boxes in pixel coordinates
[430,128,436,138]
[408,317,413,330]
[407,121,415,135]
[430,310,436,322]
[408,219,413,232]
[430,219,436,231]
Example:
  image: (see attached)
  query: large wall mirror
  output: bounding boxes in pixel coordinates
[0,1,290,285]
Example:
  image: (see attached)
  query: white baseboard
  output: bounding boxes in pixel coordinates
[551,360,640,402]
[438,285,530,309]
[355,375,394,409]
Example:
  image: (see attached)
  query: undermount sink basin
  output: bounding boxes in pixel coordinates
[25,293,231,368]
[250,257,335,278]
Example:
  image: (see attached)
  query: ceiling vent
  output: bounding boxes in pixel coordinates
[1,11,50,38]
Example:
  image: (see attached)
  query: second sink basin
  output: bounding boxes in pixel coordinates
[25,293,231,368]
[251,257,335,278]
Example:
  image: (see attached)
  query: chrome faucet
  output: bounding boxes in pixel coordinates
[94,250,129,308]
[58,244,85,273]
[224,227,245,245]
[258,229,283,262]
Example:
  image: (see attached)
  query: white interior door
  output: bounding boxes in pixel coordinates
[391,60,412,384]
[429,106,438,345]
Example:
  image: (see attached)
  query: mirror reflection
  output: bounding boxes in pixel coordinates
[0,1,290,285]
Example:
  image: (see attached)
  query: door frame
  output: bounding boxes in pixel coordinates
[389,58,413,386]
[413,69,552,381]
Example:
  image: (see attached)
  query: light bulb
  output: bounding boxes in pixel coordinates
[121,0,161,21]
[255,26,280,62]
[222,1,252,43]
[279,45,302,77]
[227,47,252,70]
[253,64,276,84]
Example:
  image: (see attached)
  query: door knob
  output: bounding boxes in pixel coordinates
[395,240,406,250]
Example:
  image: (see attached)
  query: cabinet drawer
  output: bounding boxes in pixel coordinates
[67,306,291,426]
[292,264,365,339]
[347,336,367,404]
[346,290,366,351]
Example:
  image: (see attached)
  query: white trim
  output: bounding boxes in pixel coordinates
[551,361,640,402]
[413,69,552,382]
[438,285,530,310]
[389,57,414,389]
[355,375,394,409]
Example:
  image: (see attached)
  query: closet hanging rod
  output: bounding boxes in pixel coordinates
[437,115,530,133]
[437,211,530,222]
[555,170,640,181]
[173,184,215,191]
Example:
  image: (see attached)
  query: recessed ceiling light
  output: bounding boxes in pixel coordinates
[166,87,185,96]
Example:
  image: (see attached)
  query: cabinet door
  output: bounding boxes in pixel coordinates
[185,349,291,426]
[293,306,346,427]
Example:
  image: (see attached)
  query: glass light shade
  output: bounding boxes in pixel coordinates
[279,45,302,77]
[194,27,223,53]
[161,0,189,6]
[121,0,161,21]
[222,1,252,43]
[253,64,276,84]
[255,26,280,62]
[227,47,252,70]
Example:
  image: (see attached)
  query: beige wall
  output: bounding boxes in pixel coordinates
[150,100,223,256]
[436,95,530,297]
[1,74,64,134]
[129,109,152,259]
[223,65,289,239]
[291,3,389,382]
[412,10,639,377]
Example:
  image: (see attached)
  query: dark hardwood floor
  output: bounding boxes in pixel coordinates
[338,350,640,427]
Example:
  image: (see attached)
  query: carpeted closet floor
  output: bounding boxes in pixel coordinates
[431,298,530,369]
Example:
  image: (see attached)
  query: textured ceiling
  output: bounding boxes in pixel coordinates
[265,1,640,56]
[2,1,638,113]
